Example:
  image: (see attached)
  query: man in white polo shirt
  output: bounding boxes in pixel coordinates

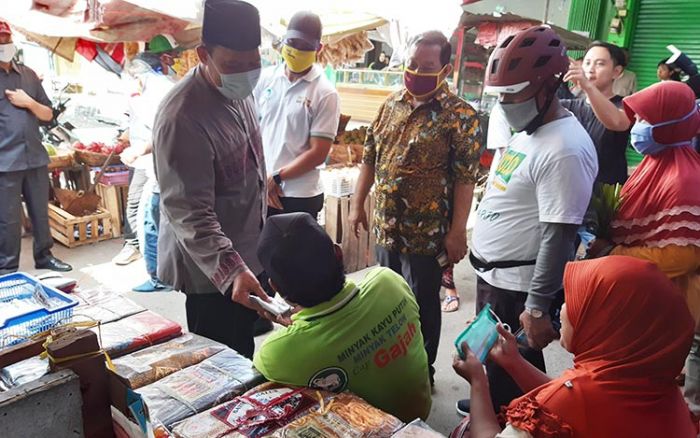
[253,10,340,335]
[254,11,340,219]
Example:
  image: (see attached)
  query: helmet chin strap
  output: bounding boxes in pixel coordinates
[524,75,565,135]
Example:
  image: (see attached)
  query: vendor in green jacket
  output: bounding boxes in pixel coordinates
[254,213,432,422]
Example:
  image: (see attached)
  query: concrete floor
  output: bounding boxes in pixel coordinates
[17,236,573,436]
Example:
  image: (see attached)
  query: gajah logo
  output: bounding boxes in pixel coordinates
[308,367,348,392]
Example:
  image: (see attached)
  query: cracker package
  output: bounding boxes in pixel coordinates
[170,383,329,438]
[392,419,445,437]
[113,333,226,388]
[270,392,404,438]
[138,349,264,428]
[92,310,182,358]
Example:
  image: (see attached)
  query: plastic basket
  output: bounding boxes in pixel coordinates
[0,273,79,347]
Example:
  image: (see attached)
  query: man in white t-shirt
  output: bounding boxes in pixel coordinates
[461,26,598,415]
[254,11,340,219]
[253,11,340,334]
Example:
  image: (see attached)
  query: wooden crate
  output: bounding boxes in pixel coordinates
[48,203,113,248]
[96,183,129,237]
[324,193,375,273]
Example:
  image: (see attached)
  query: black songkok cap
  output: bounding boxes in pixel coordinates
[202,0,261,51]
[257,213,343,307]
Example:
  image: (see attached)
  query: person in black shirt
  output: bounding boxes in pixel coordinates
[562,41,630,186]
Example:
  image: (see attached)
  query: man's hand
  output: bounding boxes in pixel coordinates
[488,324,521,369]
[348,203,368,238]
[452,342,487,384]
[444,228,468,264]
[519,310,557,350]
[231,269,269,309]
[5,89,36,109]
[563,60,594,94]
[266,176,284,210]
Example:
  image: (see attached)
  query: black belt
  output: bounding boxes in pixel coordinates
[469,251,536,273]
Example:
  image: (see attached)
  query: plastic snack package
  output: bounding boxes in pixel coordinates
[138,349,264,428]
[0,356,49,388]
[269,392,404,438]
[170,383,330,438]
[92,310,182,358]
[112,333,226,388]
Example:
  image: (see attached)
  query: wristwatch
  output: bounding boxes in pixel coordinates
[525,307,545,318]
[272,170,282,186]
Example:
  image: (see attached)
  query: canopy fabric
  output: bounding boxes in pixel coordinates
[0,1,194,43]
[459,12,591,50]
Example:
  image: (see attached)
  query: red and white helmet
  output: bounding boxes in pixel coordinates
[484,25,568,94]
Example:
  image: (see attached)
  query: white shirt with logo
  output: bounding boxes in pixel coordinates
[472,115,598,292]
[254,64,340,198]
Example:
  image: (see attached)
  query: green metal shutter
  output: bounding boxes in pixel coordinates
[628,0,700,90]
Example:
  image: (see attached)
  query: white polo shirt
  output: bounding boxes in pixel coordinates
[254,64,340,198]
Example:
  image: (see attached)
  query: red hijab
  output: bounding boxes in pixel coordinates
[612,81,700,248]
[505,256,695,438]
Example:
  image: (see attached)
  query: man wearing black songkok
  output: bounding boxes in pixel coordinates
[153,0,270,357]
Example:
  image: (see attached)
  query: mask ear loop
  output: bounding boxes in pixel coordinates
[647,105,700,146]
[488,307,511,333]
[524,74,564,135]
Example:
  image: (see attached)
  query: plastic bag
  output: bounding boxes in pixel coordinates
[112,333,226,388]
[92,310,182,358]
[269,392,404,438]
[0,356,49,388]
[138,349,264,428]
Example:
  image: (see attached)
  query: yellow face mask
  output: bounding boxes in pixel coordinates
[281,44,316,73]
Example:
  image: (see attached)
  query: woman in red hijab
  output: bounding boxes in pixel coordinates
[586,80,700,419]
[452,256,695,438]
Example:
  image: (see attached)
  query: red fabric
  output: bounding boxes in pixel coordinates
[623,81,700,144]
[611,146,700,247]
[506,256,696,438]
[75,38,125,65]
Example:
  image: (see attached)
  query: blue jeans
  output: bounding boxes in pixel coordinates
[143,192,160,279]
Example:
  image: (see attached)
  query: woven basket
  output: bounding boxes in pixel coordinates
[48,152,75,170]
[74,149,122,167]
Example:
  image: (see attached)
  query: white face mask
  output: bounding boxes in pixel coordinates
[210,60,260,101]
[0,43,16,63]
[500,96,540,132]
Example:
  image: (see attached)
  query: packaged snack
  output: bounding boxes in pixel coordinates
[0,356,49,388]
[73,289,145,324]
[392,419,446,437]
[113,333,226,388]
[138,349,264,428]
[92,310,182,358]
[171,383,328,438]
[270,392,404,438]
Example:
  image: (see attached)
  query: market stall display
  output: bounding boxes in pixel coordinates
[319,31,374,67]
[112,333,226,389]
[91,310,182,358]
[137,348,264,428]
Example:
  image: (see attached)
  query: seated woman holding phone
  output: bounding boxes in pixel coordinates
[451,256,696,438]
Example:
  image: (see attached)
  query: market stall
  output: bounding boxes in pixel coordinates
[0,273,446,437]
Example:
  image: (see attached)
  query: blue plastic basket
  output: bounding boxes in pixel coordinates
[0,272,78,348]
